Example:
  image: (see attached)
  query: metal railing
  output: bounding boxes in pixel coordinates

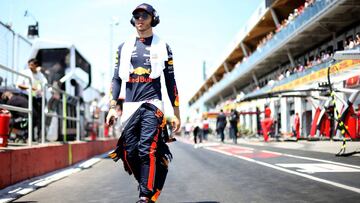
[0,22,15,73]
[0,21,32,85]
[1,64,84,146]
[0,64,33,145]
[41,84,81,143]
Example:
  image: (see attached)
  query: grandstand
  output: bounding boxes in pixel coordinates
[188,0,360,138]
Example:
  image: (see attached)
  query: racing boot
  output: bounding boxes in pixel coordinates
[150,189,161,202]
[136,196,155,203]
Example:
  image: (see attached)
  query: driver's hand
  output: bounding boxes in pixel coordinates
[106,108,117,126]
[171,117,181,133]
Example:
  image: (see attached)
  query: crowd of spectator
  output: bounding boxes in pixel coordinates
[257,0,316,49]
[256,32,274,49]
[257,37,360,90]
[245,0,360,91]
[344,33,360,50]
[255,49,334,89]
[267,34,360,89]
[231,0,320,92]
[221,0,319,88]
[212,0,358,100]
[275,0,315,34]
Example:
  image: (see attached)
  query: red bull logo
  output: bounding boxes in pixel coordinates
[129,76,153,83]
[133,67,151,75]
[155,109,164,118]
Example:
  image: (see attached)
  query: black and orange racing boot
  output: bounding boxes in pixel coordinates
[136,196,155,203]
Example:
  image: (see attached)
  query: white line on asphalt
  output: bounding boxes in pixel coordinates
[261,150,282,155]
[17,188,35,195]
[29,179,45,185]
[276,163,360,173]
[282,153,360,169]
[34,168,82,187]
[229,145,255,150]
[8,188,22,194]
[260,149,360,170]
[199,143,221,147]
[0,198,14,203]
[206,147,360,194]
[79,157,101,169]
[206,143,255,151]
[204,143,360,170]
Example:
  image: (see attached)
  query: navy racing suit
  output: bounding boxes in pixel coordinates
[110,35,179,200]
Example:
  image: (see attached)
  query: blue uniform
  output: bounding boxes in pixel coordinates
[110,36,178,200]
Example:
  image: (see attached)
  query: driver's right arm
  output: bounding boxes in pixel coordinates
[106,45,123,126]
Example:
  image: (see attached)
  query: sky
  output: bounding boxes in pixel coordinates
[0,0,262,118]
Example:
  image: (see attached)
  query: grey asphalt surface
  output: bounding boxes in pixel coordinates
[14,139,360,203]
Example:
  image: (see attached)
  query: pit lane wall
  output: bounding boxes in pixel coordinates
[0,138,117,189]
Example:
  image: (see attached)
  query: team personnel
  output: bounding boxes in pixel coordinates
[106,3,180,203]
[293,112,300,140]
[229,109,239,144]
[16,58,48,141]
[216,109,227,143]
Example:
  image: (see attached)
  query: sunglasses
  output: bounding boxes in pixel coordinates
[133,12,150,20]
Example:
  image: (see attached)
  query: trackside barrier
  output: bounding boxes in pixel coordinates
[41,83,80,144]
[0,64,33,146]
[0,138,118,189]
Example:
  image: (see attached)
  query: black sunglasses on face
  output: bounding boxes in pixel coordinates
[133,12,150,20]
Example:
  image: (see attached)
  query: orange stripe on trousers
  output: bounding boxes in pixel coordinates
[123,150,134,175]
[147,128,159,191]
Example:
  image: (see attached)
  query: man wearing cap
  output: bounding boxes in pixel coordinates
[106,3,180,203]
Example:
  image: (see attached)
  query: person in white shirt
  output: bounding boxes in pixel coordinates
[348,37,355,49]
[16,58,48,142]
[17,58,48,97]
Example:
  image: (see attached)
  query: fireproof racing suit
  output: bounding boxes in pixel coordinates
[110,35,179,200]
